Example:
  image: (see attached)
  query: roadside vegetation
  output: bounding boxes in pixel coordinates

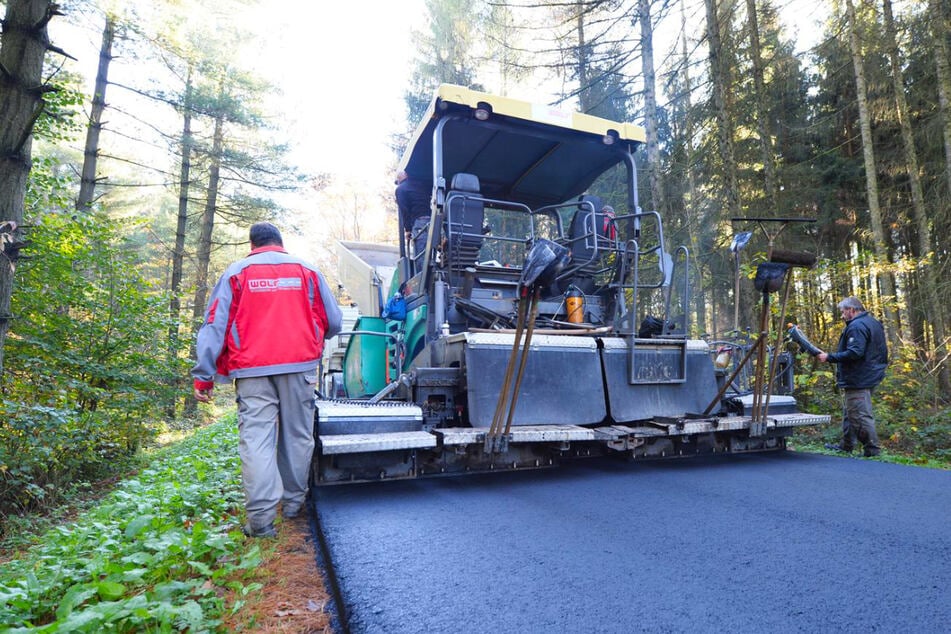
[0,414,331,633]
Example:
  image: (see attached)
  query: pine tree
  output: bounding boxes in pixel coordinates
[0,0,59,374]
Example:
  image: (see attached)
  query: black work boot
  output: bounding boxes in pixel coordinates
[283,504,301,519]
[824,443,853,454]
[242,522,277,538]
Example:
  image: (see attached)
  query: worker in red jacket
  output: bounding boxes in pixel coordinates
[192,222,342,537]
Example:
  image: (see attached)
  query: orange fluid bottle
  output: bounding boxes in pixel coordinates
[566,286,584,324]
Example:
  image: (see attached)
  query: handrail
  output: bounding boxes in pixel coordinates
[338,330,400,341]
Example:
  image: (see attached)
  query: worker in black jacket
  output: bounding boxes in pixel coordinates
[395,170,432,260]
[818,297,889,457]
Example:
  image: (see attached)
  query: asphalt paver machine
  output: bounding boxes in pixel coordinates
[313,85,828,484]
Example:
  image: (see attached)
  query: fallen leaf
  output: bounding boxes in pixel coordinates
[275,609,302,617]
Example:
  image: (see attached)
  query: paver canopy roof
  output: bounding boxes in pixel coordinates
[398,84,646,209]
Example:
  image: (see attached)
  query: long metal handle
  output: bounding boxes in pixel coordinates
[761,273,794,421]
[503,287,541,436]
[488,290,530,442]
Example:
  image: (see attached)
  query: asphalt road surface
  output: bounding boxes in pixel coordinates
[311,451,951,633]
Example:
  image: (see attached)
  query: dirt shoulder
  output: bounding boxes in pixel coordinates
[224,514,335,633]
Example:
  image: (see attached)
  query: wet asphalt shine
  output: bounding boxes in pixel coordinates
[309,450,951,634]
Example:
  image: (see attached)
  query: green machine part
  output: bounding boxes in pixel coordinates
[342,305,428,398]
[343,316,393,398]
[402,304,427,364]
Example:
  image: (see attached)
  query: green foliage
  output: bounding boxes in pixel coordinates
[0,201,184,519]
[0,405,127,519]
[0,418,252,632]
[405,0,488,128]
[31,70,85,145]
[7,209,182,409]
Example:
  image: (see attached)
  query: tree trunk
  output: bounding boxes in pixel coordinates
[705,0,747,330]
[185,102,223,415]
[744,0,779,214]
[638,0,664,214]
[191,106,224,330]
[168,66,194,417]
[678,0,706,336]
[931,0,951,204]
[703,0,741,218]
[76,15,114,212]
[0,0,54,376]
[883,0,949,393]
[845,0,900,342]
[575,1,592,111]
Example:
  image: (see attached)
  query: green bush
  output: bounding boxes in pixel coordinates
[0,205,186,522]
[0,405,150,521]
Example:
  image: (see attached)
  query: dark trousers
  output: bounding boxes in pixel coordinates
[841,388,880,456]
[411,217,429,259]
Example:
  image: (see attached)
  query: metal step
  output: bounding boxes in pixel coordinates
[592,425,668,440]
[316,412,830,456]
[657,413,830,435]
[316,398,423,435]
[769,412,832,428]
[735,393,798,415]
[319,431,437,455]
[436,425,597,446]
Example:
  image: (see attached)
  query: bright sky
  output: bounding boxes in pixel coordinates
[49,0,833,180]
[239,1,428,185]
[251,0,828,189]
[46,1,429,264]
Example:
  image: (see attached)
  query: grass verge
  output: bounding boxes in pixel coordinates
[790,427,951,469]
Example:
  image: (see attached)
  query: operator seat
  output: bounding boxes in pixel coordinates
[445,172,485,270]
[568,195,601,266]
[570,194,614,274]
[561,194,619,294]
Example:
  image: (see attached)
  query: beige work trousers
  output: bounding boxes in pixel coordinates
[235,371,317,530]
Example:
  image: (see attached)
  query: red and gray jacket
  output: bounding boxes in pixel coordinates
[191,246,343,391]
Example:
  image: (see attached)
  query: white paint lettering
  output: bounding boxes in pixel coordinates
[249,277,302,292]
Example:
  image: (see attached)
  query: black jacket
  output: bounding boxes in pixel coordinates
[828,311,888,389]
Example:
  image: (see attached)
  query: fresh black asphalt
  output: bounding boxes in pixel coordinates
[310,451,951,633]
